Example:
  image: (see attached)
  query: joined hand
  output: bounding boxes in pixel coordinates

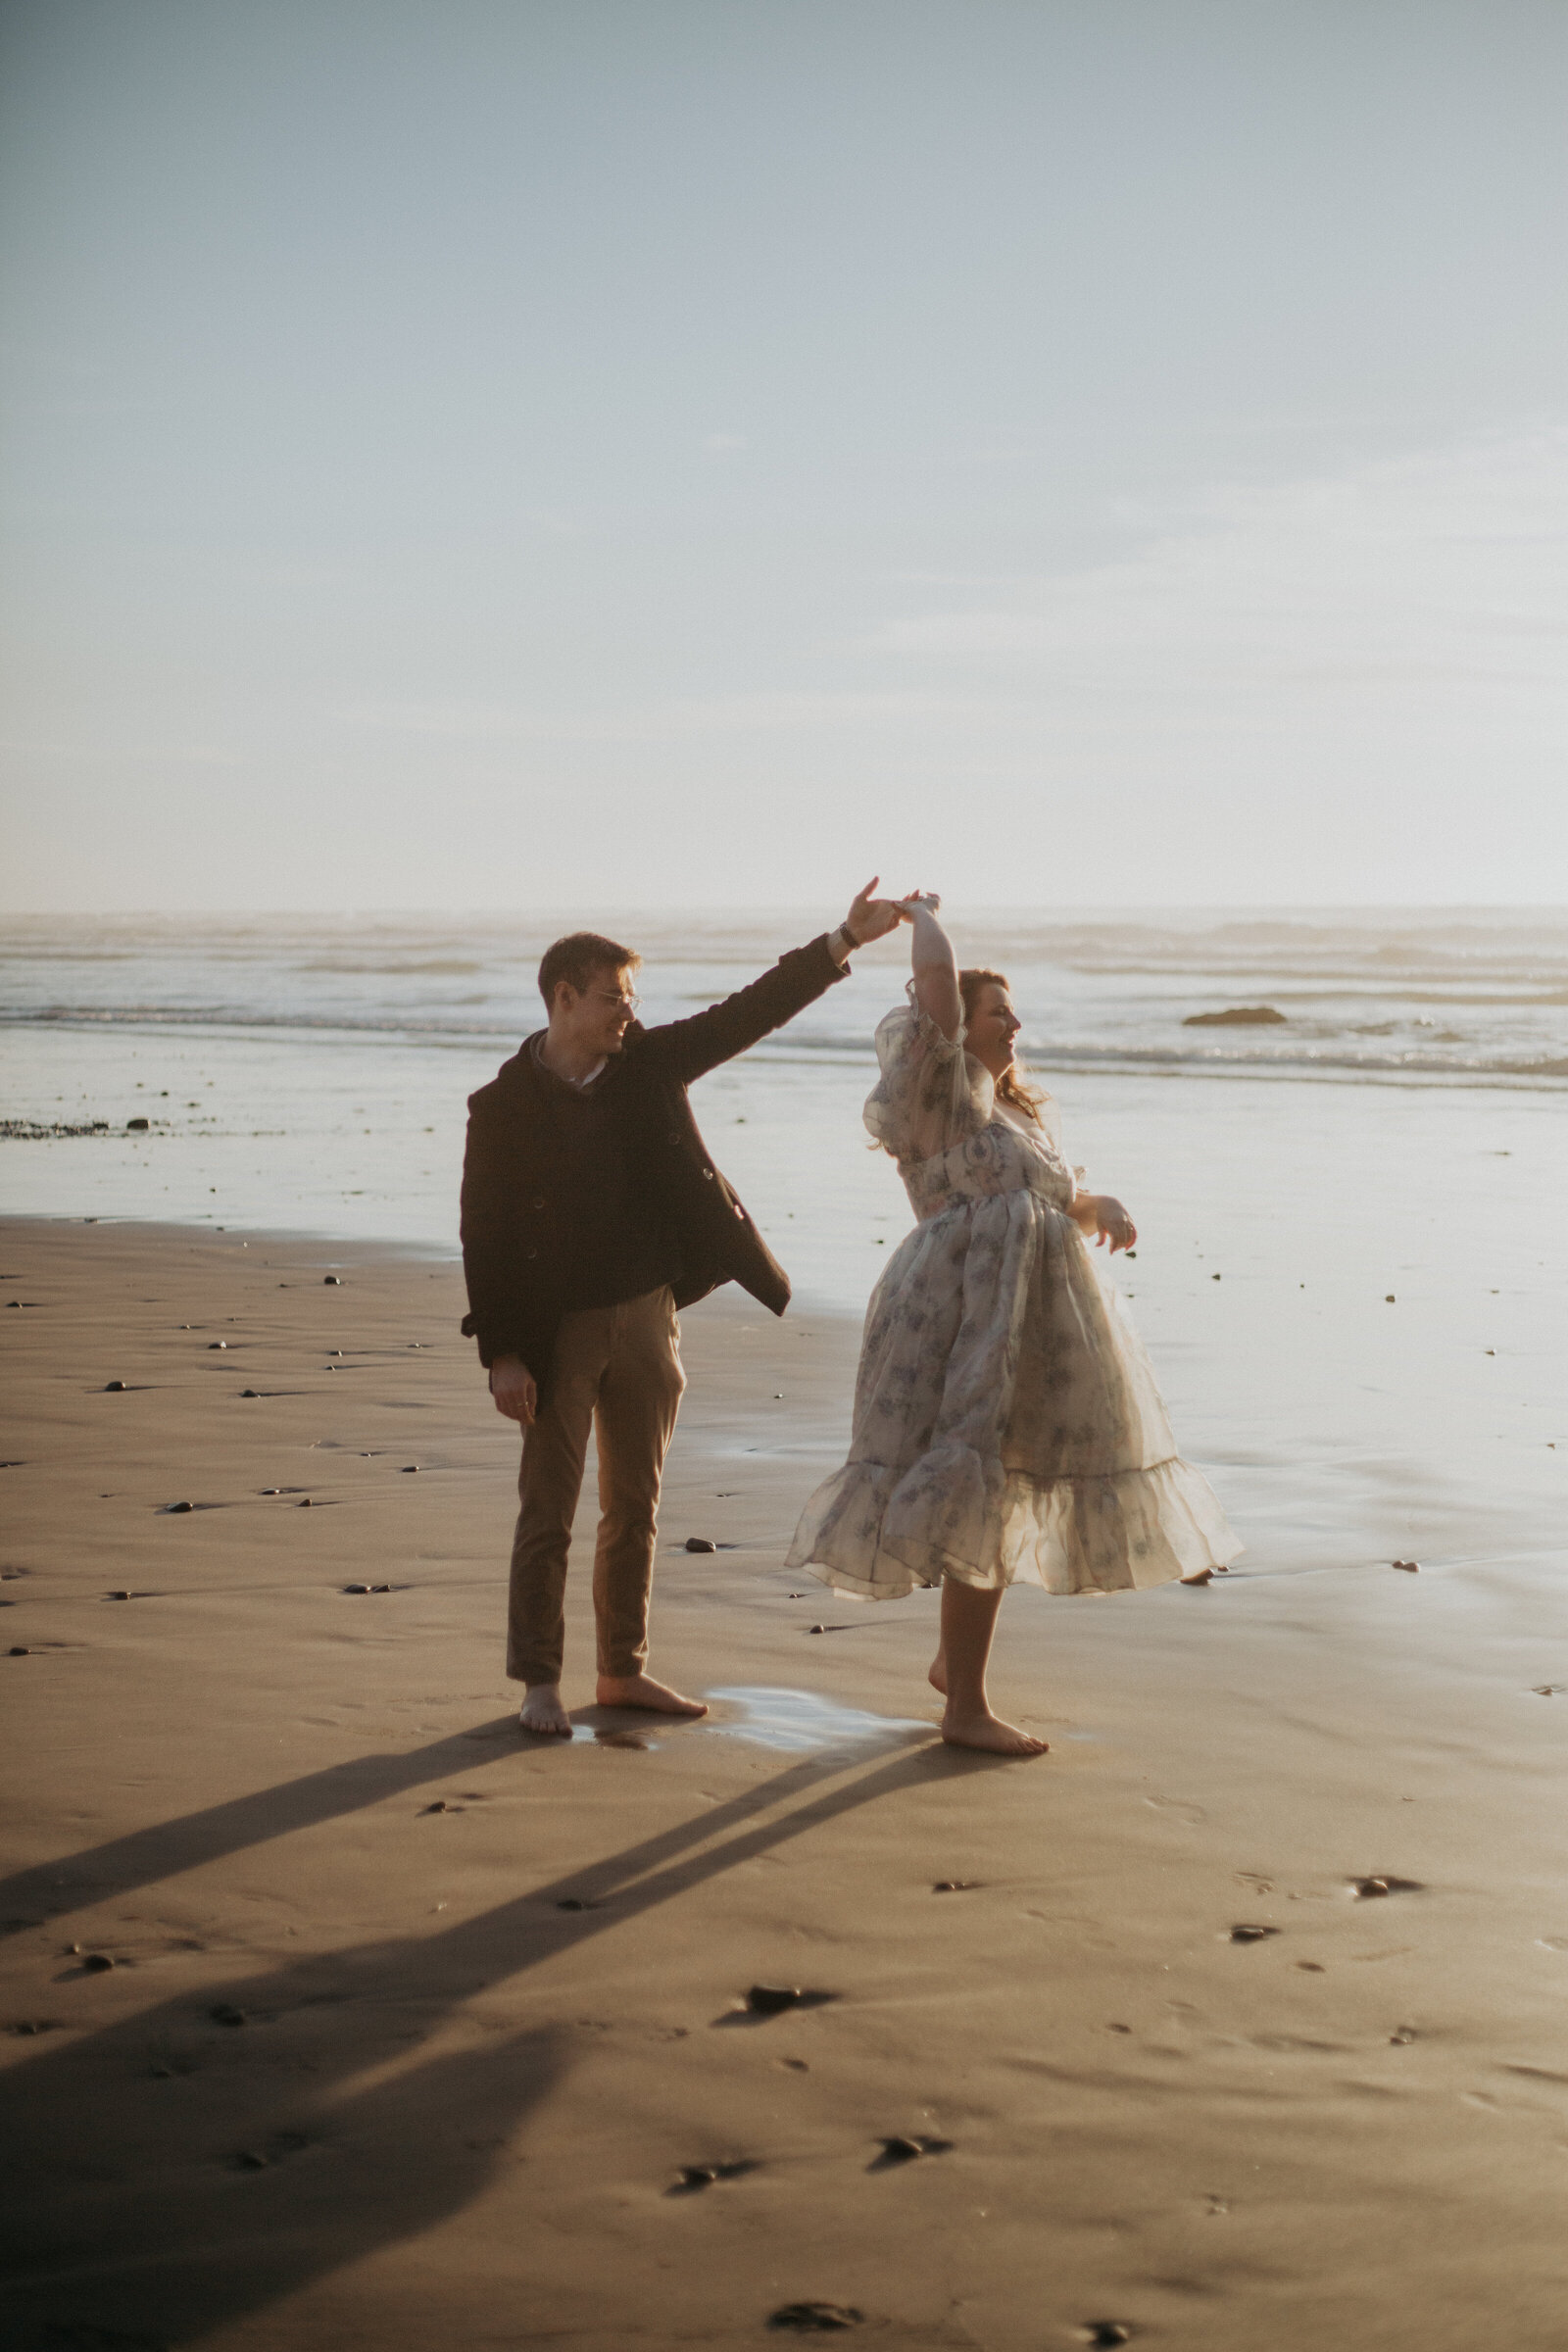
[843,876,913,948]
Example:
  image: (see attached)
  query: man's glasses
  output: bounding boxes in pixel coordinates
[591,988,641,1014]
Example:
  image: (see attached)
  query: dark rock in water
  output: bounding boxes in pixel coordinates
[209,2002,247,2027]
[768,2305,864,2332]
[104,1380,127,1392]
[684,1535,717,1551]
[9,1645,29,1656]
[747,1984,836,2016]
[322,1274,342,1285]
[1182,1005,1286,1027]
[126,1115,151,1130]
[81,1952,116,1973]
[1229,1924,1280,1943]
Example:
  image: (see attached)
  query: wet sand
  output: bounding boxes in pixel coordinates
[3,1217,1568,2351]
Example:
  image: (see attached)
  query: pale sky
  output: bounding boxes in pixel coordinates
[2,0,1564,911]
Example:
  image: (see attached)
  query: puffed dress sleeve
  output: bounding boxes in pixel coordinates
[862,984,994,1164]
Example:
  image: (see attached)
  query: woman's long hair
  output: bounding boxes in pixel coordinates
[959,967,1047,1123]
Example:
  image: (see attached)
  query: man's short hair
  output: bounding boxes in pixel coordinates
[537,931,641,1011]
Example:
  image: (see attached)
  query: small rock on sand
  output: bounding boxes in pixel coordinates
[81,1952,115,1973]
[209,2002,247,2026]
[768,2305,864,2332]
[747,1984,835,2015]
[9,1645,29,1656]
[1229,1924,1280,1943]
[104,1379,127,1392]
[323,1274,341,1285]
[1392,1559,1420,1572]
[684,1536,717,1551]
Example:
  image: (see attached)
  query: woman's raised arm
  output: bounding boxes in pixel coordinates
[900,893,962,1040]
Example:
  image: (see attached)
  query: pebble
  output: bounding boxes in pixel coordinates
[342,1584,371,1594]
[323,1275,341,1285]
[104,1380,127,1392]
[207,1341,227,1349]
[166,1500,194,1513]
[767,2305,864,2333]
[747,1984,835,2015]
[932,1881,980,1892]
[105,1590,131,1601]
[209,2003,247,2027]
[9,1645,29,1656]
[400,1464,418,1473]
[684,1536,716,1552]
[125,1116,149,1131]
[1229,1924,1280,1943]
[1392,1559,1420,1572]
[1084,2328,1133,2348]
[80,1952,116,1973]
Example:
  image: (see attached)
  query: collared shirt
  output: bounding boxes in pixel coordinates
[527,1038,680,1309]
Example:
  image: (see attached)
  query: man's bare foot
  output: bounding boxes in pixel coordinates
[941,1705,1049,1756]
[928,1648,948,1696]
[596,1672,709,1719]
[518,1683,573,1737]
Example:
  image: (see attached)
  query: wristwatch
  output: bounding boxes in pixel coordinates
[827,922,857,966]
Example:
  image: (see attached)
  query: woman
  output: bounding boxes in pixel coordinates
[787,894,1239,1755]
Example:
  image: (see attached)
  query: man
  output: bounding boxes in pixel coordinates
[461,881,905,1735]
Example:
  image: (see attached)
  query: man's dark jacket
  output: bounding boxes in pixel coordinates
[460,933,847,1395]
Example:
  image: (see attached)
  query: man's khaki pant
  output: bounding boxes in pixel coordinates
[507,1286,686,1687]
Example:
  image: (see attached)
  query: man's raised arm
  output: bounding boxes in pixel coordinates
[646,879,906,1087]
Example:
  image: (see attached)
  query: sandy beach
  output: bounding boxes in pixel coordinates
[4,1214,1568,2351]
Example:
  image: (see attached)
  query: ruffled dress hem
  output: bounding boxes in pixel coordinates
[785,1452,1242,1600]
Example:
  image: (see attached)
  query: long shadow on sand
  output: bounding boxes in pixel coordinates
[0,1728,987,2347]
[0,1722,531,1935]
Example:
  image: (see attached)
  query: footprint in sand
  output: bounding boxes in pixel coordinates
[1144,1796,1206,1827]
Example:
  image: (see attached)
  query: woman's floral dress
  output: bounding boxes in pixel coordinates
[787,993,1241,1597]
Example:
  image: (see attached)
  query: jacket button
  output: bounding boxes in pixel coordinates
[702,1167,713,1180]
[734,1204,746,1220]
[531,1198,545,1210]
[525,1249,538,1259]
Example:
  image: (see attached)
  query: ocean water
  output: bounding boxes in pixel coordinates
[3,908,1566,1310]
[4,907,1564,1573]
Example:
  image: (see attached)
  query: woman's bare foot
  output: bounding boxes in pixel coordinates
[518,1683,573,1737]
[927,1648,948,1696]
[596,1671,709,1718]
[941,1704,1049,1756]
